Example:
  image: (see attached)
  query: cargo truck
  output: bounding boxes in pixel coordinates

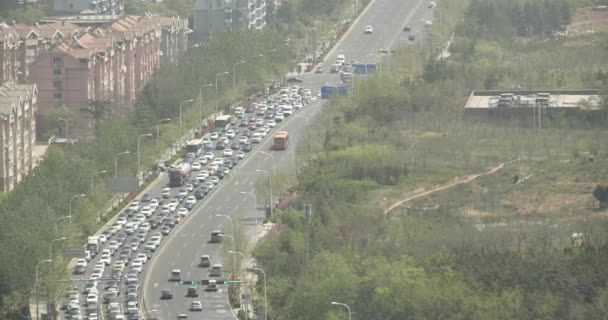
[169,163,192,187]
[273,131,289,150]
[87,236,101,256]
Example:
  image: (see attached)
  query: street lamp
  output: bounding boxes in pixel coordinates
[179,99,195,139]
[156,118,171,161]
[228,250,247,272]
[240,191,259,235]
[114,150,130,177]
[35,259,52,320]
[55,216,71,236]
[331,301,351,320]
[137,133,153,176]
[248,267,267,320]
[49,237,66,260]
[69,194,86,226]
[219,232,236,277]
[233,60,246,91]
[57,117,68,139]
[260,151,276,176]
[90,170,106,195]
[256,169,273,218]
[215,72,230,119]
[199,84,214,123]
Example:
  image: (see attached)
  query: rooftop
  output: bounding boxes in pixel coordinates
[465,90,602,110]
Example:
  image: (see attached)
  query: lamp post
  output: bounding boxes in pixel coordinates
[215,71,230,119]
[49,237,66,260]
[233,60,246,91]
[248,267,267,320]
[228,250,247,272]
[35,259,52,320]
[256,169,273,218]
[90,170,106,195]
[57,117,68,139]
[55,216,71,236]
[69,194,85,226]
[114,150,130,177]
[199,84,214,124]
[137,133,153,176]
[219,232,236,277]
[240,191,259,235]
[260,151,276,176]
[331,301,351,320]
[179,99,195,141]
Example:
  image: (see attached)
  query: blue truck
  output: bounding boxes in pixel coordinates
[321,85,349,99]
[352,63,377,74]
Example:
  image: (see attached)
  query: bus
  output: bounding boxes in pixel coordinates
[214,115,232,132]
[185,138,204,156]
[273,131,289,150]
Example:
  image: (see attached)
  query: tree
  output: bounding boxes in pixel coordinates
[593,185,608,210]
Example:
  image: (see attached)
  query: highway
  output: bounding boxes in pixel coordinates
[58,1,440,320]
[141,0,438,320]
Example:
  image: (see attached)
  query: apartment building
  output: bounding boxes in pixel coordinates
[0,0,40,11]
[193,0,266,42]
[51,0,125,15]
[29,15,188,126]
[0,82,37,192]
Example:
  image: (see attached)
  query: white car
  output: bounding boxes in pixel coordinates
[86,293,98,305]
[424,20,432,27]
[191,162,202,171]
[135,253,148,263]
[131,260,143,273]
[275,113,284,122]
[140,206,152,217]
[209,132,219,140]
[239,136,248,144]
[144,242,157,251]
[149,199,159,211]
[116,217,127,226]
[178,189,188,197]
[236,151,246,159]
[185,196,196,206]
[99,254,111,266]
[294,102,303,110]
[140,222,151,231]
[167,202,178,212]
[226,130,236,139]
[128,201,140,212]
[251,132,263,143]
[364,25,373,33]
[209,163,220,172]
[76,258,87,269]
[223,149,234,157]
[161,188,171,198]
[185,184,194,192]
[203,151,214,160]
[177,208,189,217]
[108,241,120,252]
[267,119,276,128]
[209,176,220,185]
[150,235,162,246]
[198,157,208,165]
[196,174,208,182]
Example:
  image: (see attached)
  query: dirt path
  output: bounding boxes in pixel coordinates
[384,163,507,214]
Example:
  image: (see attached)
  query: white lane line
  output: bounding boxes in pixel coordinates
[182,241,189,248]
[234,181,240,186]
[199,223,205,229]
[191,233,197,238]
[154,283,158,288]
[248,181,254,186]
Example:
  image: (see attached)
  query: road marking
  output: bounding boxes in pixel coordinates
[154,283,158,288]
[234,181,240,186]
[191,233,197,238]
[248,181,254,186]
[199,223,205,229]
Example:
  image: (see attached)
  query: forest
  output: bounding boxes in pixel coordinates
[251,0,608,319]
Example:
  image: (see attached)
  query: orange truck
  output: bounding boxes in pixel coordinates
[273,131,289,150]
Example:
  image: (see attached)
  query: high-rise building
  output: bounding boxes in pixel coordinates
[51,0,125,16]
[193,0,266,42]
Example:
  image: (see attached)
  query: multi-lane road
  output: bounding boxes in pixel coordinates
[61,1,439,320]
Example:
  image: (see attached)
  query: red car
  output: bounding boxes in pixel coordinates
[248,123,257,130]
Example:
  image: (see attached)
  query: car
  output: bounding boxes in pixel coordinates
[203,151,214,160]
[185,196,196,206]
[255,118,265,126]
[185,183,194,192]
[161,188,171,198]
[226,130,236,139]
[230,142,240,150]
[140,206,152,217]
[131,260,143,273]
[99,254,111,266]
[200,255,212,267]
[215,141,226,150]
[209,176,220,185]
[177,314,188,320]
[125,275,139,285]
[267,119,277,128]
[248,122,257,130]
[239,118,249,127]
[205,279,218,292]
[236,151,246,159]
[403,25,411,31]
[209,132,219,140]
[135,253,148,264]
[428,1,436,8]
[424,20,432,27]
[145,242,157,251]
[314,65,323,73]
[209,264,223,277]
[408,34,416,41]
[186,287,199,297]
[178,189,188,198]
[161,225,172,235]
[141,193,152,202]
[112,261,125,272]
[161,289,173,299]
[210,230,223,243]
[84,281,98,293]
[238,136,248,144]
[242,143,252,152]
[128,201,140,211]
[190,301,203,311]
[177,208,189,216]
[330,63,340,73]
[274,113,284,122]
[251,132,263,144]
[223,149,234,157]
[191,162,202,171]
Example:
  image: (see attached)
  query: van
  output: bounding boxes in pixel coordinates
[336,54,346,65]
[169,269,181,281]
[209,264,223,277]
[210,230,223,243]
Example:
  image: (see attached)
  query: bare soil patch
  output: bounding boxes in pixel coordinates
[567,7,608,35]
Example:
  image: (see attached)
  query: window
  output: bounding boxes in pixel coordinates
[216,0,221,7]
[53,92,62,99]
[53,69,62,76]
[53,56,62,65]
[53,81,62,89]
